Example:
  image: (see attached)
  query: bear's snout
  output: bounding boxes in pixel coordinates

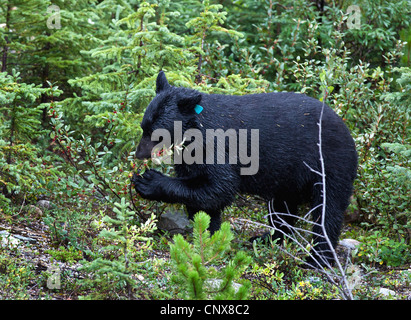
[135,136,156,160]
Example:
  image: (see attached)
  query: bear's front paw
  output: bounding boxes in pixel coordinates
[131,169,164,200]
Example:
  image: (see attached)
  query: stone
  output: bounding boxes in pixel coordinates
[0,230,36,245]
[12,234,37,244]
[24,205,43,216]
[158,209,191,234]
[379,288,396,297]
[337,238,361,263]
[0,231,21,248]
[307,276,322,285]
[37,200,51,210]
[339,238,361,250]
[205,278,242,294]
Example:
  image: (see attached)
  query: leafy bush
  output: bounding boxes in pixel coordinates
[0,251,36,299]
[356,232,410,267]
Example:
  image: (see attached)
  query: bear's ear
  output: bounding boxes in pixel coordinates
[177,90,202,113]
[156,71,170,94]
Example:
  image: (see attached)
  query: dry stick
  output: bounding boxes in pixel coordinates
[311,98,353,300]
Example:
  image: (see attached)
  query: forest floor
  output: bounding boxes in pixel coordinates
[0,198,410,300]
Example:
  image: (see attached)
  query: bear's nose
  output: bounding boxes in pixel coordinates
[135,143,150,159]
[135,136,155,160]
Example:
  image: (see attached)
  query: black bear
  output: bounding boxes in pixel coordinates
[132,71,357,267]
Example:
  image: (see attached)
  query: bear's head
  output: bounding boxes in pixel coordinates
[135,71,202,159]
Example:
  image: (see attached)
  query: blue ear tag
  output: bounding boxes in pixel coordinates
[194,104,203,114]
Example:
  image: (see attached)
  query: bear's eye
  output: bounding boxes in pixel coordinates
[150,111,160,124]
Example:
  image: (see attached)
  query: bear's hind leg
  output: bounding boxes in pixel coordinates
[208,210,222,234]
[308,183,348,268]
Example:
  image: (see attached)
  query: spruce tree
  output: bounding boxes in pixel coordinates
[0,70,61,199]
[0,0,101,95]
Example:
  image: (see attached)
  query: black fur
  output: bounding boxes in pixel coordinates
[132,71,357,266]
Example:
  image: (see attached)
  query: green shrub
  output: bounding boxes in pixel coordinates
[356,231,410,267]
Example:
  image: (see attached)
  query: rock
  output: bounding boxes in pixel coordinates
[37,200,51,210]
[205,278,242,294]
[0,231,21,248]
[344,209,360,223]
[337,238,361,263]
[339,238,361,250]
[0,230,37,246]
[24,205,43,217]
[379,288,396,297]
[12,234,37,244]
[307,276,322,286]
[158,209,191,234]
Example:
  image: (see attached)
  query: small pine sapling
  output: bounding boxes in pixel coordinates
[169,211,251,300]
